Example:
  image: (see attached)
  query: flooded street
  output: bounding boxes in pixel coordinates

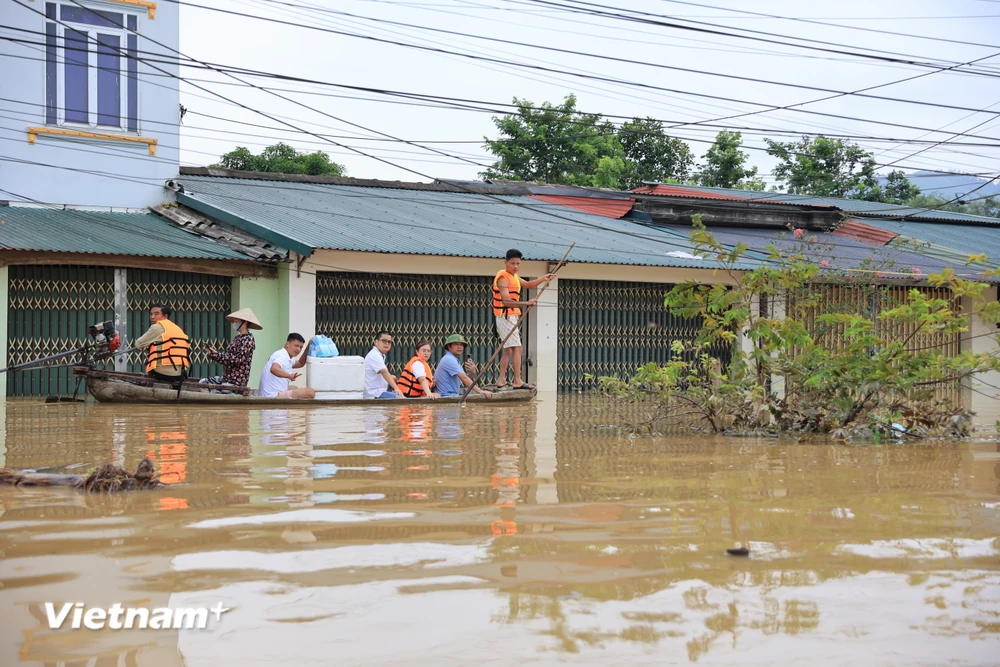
[0,395,998,666]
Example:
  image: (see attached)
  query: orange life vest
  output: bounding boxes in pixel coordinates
[145,319,191,373]
[396,356,434,397]
[492,270,521,316]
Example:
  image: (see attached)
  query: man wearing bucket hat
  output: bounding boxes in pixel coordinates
[434,334,493,399]
[200,307,260,389]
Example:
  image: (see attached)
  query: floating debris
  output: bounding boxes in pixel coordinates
[726,547,750,557]
[0,458,162,493]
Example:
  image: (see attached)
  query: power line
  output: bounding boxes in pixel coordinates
[6,30,1000,145]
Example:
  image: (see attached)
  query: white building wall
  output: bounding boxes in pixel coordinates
[0,0,179,207]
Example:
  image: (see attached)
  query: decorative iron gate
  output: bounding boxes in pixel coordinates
[125,269,231,379]
[6,265,115,396]
[6,266,232,397]
[316,272,515,385]
[557,279,727,391]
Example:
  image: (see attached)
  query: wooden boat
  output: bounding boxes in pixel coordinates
[73,367,536,406]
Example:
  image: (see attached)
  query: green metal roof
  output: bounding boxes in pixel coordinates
[860,218,1000,268]
[0,206,251,260]
[176,175,760,270]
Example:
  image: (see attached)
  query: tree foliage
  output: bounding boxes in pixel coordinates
[907,193,1000,218]
[765,136,918,204]
[481,95,622,186]
[694,130,765,190]
[618,117,694,188]
[212,142,346,176]
[481,97,692,188]
[597,218,1000,440]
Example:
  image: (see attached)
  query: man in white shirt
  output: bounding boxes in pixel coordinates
[364,331,405,399]
[258,333,316,399]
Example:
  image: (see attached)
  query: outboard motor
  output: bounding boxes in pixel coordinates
[88,321,120,352]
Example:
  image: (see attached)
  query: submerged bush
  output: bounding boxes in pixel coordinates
[598,219,1000,441]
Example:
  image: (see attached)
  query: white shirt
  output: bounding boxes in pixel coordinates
[258,348,293,398]
[411,360,427,379]
[364,347,389,399]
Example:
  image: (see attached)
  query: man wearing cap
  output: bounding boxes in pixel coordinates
[201,308,260,389]
[434,334,493,399]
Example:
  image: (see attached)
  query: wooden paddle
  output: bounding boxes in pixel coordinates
[460,243,575,404]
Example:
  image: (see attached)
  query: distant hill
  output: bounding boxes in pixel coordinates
[883,171,1000,201]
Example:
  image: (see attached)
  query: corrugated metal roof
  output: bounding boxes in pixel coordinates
[649,223,990,280]
[632,183,763,201]
[176,175,760,270]
[0,206,251,260]
[636,182,1000,225]
[831,220,898,246]
[859,218,1000,268]
[527,194,634,219]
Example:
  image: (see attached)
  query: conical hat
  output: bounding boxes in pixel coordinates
[226,308,263,330]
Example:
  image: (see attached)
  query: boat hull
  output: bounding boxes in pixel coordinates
[77,369,535,406]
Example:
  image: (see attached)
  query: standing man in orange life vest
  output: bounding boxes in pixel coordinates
[492,249,556,391]
[134,303,192,382]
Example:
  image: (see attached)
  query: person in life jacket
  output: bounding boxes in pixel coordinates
[396,339,440,399]
[492,249,556,391]
[134,303,191,382]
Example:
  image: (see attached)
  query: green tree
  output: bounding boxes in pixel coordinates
[905,193,1000,218]
[967,196,1000,218]
[695,130,765,190]
[212,142,345,176]
[481,95,623,187]
[617,117,694,188]
[764,136,918,203]
[906,193,968,213]
[879,169,921,205]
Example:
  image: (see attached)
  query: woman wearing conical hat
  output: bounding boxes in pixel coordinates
[201,308,262,389]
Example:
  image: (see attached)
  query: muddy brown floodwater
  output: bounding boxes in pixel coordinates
[0,394,998,666]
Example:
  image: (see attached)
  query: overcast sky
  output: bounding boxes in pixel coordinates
[177,0,1000,192]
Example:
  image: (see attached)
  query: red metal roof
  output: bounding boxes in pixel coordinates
[528,194,634,219]
[630,184,751,201]
[831,219,899,246]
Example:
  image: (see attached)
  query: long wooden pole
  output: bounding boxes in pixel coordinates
[461,243,575,404]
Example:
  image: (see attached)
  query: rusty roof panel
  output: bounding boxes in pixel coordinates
[527,194,634,219]
[831,220,899,246]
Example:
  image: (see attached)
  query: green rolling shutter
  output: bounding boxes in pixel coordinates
[316,272,515,385]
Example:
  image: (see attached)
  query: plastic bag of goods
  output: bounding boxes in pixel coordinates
[309,335,339,358]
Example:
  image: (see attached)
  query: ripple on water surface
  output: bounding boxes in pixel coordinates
[0,396,998,666]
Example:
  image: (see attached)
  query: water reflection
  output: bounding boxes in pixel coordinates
[0,396,998,666]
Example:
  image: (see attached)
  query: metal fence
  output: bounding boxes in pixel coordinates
[557,278,728,391]
[786,283,962,404]
[6,266,231,397]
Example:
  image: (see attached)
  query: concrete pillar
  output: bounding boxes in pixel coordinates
[962,287,1000,430]
[769,293,787,400]
[283,253,316,345]
[526,278,558,393]
[113,268,128,372]
[739,293,760,367]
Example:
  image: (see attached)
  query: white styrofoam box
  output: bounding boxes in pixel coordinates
[314,390,365,401]
[306,355,365,393]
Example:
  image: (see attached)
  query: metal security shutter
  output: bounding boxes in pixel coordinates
[6,265,115,396]
[316,272,515,385]
[125,269,231,379]
[558,278,728,391]
[787,283,962,405]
